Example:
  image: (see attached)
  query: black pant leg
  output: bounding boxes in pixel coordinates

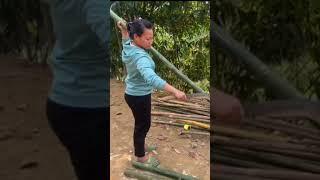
[124,94,151,157]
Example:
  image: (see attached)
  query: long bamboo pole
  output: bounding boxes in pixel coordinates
[212,20,305,99]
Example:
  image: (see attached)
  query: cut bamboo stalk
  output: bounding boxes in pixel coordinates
[178,107,210,116]
[212,172,275,180]
[152,111,210,120]
[154,105,209,116]
[153,111,210,123]
[132,161,199,180]
[165,99,204,108]
[212,150,279,169]
[246,117,320,140]
[157,95,175,101]
[152,102,209,112]
[156,106,193,115]
[124,168,172,180]
[212,20,305,99]
[218,146,320,173]
[177,119,210,130]
[180,130,210,136]
[152,120,206,131]
[212,135,320,155]
[213,125,290,142]
[213,164,320,180]
[213,136,320,162]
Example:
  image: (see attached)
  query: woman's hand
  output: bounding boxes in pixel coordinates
[174,90,187,101]
[117,21,127,32]
[163,83,187,101]
[117,21,129,39]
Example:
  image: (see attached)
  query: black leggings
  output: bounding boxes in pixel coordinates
[46,98,108,180]
[124,93,151,157]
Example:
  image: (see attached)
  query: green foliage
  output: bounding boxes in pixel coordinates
[111,1,210,93]
[212,0,320,102]
[0,0,53,63]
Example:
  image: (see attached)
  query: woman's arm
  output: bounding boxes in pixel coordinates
[117,21,129,40]
[136,57,187,101]
[163,83,187,101]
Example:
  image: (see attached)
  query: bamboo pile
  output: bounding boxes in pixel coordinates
[212,106,320,179]
[151,94,210,132]
[124,161,199,180]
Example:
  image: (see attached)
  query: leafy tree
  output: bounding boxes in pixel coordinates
[111,1,210,93]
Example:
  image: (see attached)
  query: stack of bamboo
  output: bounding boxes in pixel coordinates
[151,94,210,132]
[212,113,320,179]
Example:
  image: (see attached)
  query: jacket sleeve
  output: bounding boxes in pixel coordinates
[82,0,110,46]
[136,56,167,90]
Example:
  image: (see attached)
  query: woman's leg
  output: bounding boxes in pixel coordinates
[124,94,151,158]
[46,98,108,180]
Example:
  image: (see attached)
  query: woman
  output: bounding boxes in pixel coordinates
[46,0,109,179]
[117,18,187,167]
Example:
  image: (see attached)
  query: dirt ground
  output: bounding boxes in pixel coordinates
[0,56,210,180]
[0,56,76,180]
[110,79,210,179]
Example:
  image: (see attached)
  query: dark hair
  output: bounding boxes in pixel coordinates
[127,18,153,39]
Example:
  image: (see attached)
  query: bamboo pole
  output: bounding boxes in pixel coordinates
[250,116,320,137]
[245,118,320,141]
[124,168,172,180]
[212,172,275,180]
[218,146,320,173]
[153,120,206,131]
[212,135,320,155]
[213,136,320,161]
[212,150,279,169]
[110,5,205,93]
[213,125,290,142]
[152,102,209,112]
[153,111,210,123]
[156,106,193,115]
[132,161,199,180]
[212,164,320,180]
[180,130,210,136]
[212,20,305,99]
[177,119,210,130]
[152,111,210,120]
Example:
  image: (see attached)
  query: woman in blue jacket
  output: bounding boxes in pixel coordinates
[117,19,187,167]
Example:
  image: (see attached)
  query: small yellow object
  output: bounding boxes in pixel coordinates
[184,124,191,131]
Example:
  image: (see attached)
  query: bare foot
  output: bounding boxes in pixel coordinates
[137,153,153,163]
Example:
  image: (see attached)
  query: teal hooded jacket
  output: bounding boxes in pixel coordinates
[48,0,110,108]
[122,39,166,96]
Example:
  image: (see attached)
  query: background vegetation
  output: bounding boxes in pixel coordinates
[212,0,320,102]
[111,1,210,93]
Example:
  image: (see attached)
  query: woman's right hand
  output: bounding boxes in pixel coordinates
[117,21,127,32]
[174,90,187,101]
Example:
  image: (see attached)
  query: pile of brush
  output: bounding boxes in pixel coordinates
[151,93,210,133]
[211,100,320,179]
